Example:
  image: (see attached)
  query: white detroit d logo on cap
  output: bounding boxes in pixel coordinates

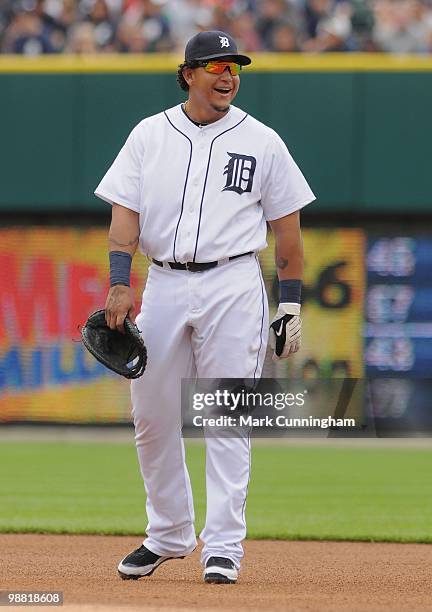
[219,36,230,48]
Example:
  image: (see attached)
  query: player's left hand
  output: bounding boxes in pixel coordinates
[269,303,301,361]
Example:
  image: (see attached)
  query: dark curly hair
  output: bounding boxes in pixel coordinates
[176,61,202,91]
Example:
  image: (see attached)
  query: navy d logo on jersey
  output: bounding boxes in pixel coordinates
[222,152,256,195]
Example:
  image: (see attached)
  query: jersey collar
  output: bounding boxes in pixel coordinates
[166,103,247,139]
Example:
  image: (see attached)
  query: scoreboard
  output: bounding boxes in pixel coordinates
[365,237,432,376]
[365,237,432,434]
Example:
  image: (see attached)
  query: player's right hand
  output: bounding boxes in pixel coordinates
[104,285,135,333]
[269,303,301,361]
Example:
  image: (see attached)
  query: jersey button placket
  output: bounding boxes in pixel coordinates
[199,132,206,151]
[179,134,207,260]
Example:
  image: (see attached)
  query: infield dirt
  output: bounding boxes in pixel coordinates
[1,534,432,611]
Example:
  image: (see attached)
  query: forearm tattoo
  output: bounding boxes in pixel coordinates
[276,255,288,270]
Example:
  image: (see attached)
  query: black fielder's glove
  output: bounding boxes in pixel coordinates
[81,309,147,379]
[269,303,302,361]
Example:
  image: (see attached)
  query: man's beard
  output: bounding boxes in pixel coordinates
[211,103,230,114]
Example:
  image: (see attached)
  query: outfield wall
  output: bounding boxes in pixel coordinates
[0,54,432,212]
[1,225,431,427]
[0,226,364,423]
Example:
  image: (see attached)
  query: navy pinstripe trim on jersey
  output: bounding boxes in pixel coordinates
[241,433,251,533]
[253,255,265,383]
[192,113,249,262]
[164,111,193,263]
[241,256,265,529]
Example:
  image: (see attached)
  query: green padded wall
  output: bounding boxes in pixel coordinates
[0,60,431,213]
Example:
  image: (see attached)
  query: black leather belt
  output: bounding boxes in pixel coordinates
[152,251,253,272]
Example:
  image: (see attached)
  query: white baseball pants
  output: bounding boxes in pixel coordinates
[131,254,269,570]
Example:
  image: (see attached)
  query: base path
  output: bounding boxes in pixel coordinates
[1,535,431,611]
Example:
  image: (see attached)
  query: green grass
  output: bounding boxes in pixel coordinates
[0,442,431,542]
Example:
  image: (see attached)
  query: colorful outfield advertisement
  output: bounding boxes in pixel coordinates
[0,228,364,423]
[0,229,147,423]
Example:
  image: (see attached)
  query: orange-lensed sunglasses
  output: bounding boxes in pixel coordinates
[199,61,242,76]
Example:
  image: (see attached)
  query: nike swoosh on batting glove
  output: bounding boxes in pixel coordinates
[269,303,301,361]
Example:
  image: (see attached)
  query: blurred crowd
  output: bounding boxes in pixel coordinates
[0,0,432,55]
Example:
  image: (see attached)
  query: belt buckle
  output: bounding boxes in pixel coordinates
[185,261,203,273]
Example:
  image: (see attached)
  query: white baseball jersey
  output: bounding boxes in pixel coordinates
[95,103,315,262]
[95,102,315,572]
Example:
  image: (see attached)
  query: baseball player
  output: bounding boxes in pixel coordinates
[95,30,315,584]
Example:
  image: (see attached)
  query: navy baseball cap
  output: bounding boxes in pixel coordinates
[185,31,251,66]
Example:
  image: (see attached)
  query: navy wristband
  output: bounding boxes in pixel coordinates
[279,279,302,303]
[109,251,132,287]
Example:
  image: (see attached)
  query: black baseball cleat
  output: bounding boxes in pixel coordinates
[118,544,185,580]
[203,556,238,584]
